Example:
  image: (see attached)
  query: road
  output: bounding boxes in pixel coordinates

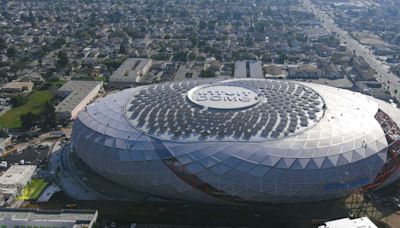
[302,0,400,101]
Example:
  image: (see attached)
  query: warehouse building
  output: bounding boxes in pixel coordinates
[1,81,33,93]
[234,60,263,78]
[0,165,36,199]
[56,80,102,121]
[109,58,152,88]
[319,217,377,228]
[0,208,98,228]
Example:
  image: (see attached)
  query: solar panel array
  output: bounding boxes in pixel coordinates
[125,79,325,141]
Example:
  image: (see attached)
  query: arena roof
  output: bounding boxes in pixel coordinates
[125,79,325,141]
[78,78,390,162]
[72,78,400,203]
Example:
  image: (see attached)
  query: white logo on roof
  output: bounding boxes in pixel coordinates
[188,85,260,110]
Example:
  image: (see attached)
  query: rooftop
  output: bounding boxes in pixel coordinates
[319,217,377,228]
[0,165,36,185]
[0,208,98,226]
[56,80,102,114]
[124,79,325,141]
[264,65,284,76]
[234,60,263,79]
[304,27,330,39]
[110,58,152,83]
[1,81,34,91]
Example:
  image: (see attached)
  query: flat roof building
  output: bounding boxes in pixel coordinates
[0,208,98,228]
[0,165,36,198]
[264,64,286,79]
[304,27,330,41]
[234,60,263,79]
[319,217,377,228]
[56,80,102,121]
[0,135,11,152]
[109,58,152,88]
[1,82,33,93]
[287,64,322,79]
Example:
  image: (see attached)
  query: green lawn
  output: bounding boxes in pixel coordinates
[0,90,54,128]
[50,79,66,87]
[17,179,48,201]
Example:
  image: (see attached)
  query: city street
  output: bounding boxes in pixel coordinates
[302,0,400,102]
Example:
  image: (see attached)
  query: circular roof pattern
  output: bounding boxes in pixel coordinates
[124,79,325,141]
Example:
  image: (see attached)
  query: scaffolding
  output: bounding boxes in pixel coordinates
[347,109,400,219]
[362,109,400,191]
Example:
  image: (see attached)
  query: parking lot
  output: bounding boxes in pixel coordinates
[1,143,51,166]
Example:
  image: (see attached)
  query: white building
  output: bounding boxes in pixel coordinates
[1,82,34,93]
[0,135,11,153]
[0,165,36,198]
[72,79,400,204]
[109,58,152,88]
[56,80,103,120]
[0,208,98,228]
[234,60,263,79]
[319,217,377,228]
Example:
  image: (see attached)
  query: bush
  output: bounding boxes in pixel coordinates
[10,96,28,107]
[200,69,216,78]
[17,179,48,201]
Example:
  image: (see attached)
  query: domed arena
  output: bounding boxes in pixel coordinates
[71,79,400,204]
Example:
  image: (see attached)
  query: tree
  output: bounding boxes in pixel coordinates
[10,95,28,107]
[172,51,188,61]
[28,11,35,22]
[124,27,142,39]
[107,10,122,23]
[208,20,216,30]
[119,43,128,54]
[245,34,253,47]
[200,69,216,78]
[187,52,196,61]
[20,112,38,130]
[103,57,126,72]
[40,82,52,90]
[6,47,17,58]
[188,32,198,47]
[0,38,6,50]
[40,101,56,130]
[233,11,242,20]
[275,53,287,64]
[199,20,207,30]
[52,38,66,49]
[42,70,54,80]
[56,51,69,69]
[0,129,8,138]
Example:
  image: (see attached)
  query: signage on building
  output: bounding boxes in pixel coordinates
[187,85,261,110]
